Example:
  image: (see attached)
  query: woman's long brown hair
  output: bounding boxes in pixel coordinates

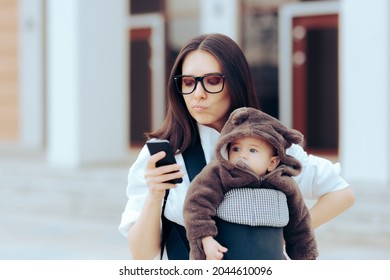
[146,33,259,153]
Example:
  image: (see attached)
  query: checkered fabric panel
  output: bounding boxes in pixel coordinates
[216,188,289,227]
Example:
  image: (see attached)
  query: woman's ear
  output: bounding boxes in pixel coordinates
[268,156,280,172]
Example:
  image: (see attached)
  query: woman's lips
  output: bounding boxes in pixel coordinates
[192,105,207,112]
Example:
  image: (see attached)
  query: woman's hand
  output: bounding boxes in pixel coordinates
[144,151,183,200]
[202,236,228,260]
[127,151,183,259]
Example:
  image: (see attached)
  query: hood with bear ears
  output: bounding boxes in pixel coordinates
[215,107,303,175]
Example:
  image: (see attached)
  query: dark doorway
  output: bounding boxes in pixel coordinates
[129,28,152,147]
[292,14,339,156]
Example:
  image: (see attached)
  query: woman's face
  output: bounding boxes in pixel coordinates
[181,50,231,132]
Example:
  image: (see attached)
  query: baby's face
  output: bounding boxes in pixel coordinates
[228,136,277,176]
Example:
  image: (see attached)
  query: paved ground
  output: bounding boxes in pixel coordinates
[0,149,131,260]
[0,148,389,260]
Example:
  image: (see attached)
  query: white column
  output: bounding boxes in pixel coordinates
[19,0,44,149]
[339,0,390,183]
[46,0,127,167]
[199,0,240,42]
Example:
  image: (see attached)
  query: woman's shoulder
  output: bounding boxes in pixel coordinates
[287,144,349,198]
[127,144,151,178]
[286,143,307,162]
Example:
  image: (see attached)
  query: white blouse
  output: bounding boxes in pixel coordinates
[118,124,349,238]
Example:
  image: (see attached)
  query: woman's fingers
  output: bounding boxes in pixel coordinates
[146,151,166,168]
[144,151,183,191]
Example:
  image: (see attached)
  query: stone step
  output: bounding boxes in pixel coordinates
[312,182,390,257]
[0,160,131,221]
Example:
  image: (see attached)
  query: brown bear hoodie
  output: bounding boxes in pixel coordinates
[183,107,318,260]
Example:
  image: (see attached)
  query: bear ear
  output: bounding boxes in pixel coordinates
[231,108,249,125]
[283,128,304,145]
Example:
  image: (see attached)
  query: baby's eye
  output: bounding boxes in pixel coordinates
[249,148,258,153]
[231,147,240,152]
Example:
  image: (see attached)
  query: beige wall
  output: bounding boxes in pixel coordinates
[0,0,19,141]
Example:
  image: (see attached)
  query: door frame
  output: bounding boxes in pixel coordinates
[278,1,339,128]
[126,14,165,138]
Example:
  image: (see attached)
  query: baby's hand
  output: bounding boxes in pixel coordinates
[202,236,228,260]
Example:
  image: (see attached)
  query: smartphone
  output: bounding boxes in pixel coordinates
[146,139,183,184]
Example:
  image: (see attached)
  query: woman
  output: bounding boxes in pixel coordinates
[118,33,355,260]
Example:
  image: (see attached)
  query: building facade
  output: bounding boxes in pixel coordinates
[1,0,389,184]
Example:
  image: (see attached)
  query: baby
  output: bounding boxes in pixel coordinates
[183,107,318,260]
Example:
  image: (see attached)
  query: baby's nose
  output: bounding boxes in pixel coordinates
[239,152,248,159]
